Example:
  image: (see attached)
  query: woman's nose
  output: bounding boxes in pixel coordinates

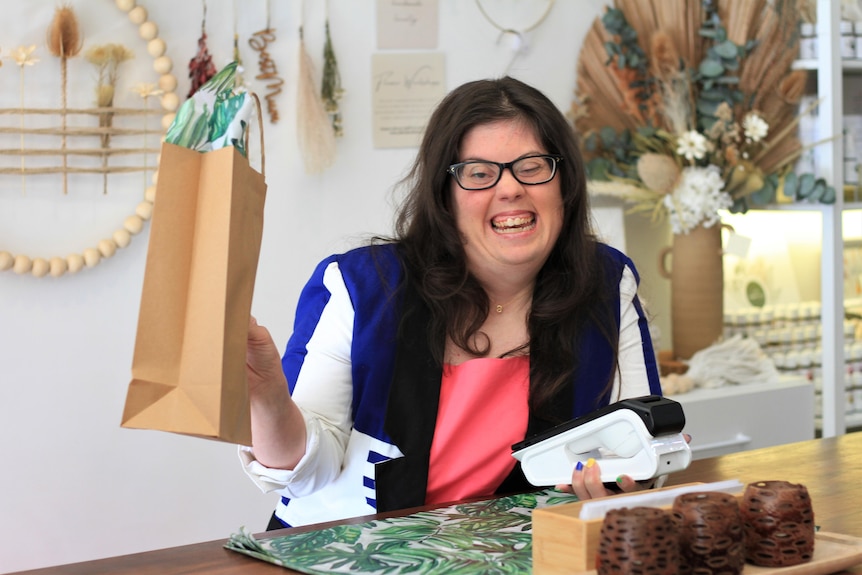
[495,168,524,199]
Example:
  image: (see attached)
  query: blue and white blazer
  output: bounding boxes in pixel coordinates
[240,243,661,527]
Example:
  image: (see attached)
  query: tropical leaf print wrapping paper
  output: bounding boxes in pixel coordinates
[226,489,579,574]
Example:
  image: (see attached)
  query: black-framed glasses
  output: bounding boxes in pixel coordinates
[446,154,562,191]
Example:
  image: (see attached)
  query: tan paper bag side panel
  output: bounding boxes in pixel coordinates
[222,148,266,442]
[123,144,202,426]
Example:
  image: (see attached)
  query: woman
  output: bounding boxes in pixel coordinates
[243,77,661,529]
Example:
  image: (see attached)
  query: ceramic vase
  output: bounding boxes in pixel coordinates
[658,223,727,360]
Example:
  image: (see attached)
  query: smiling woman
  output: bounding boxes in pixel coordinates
[240,76,664,530]
[0,0,178,278]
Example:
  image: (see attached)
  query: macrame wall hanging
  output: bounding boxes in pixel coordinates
[248,0,284,124]
[297,0,336,174]
[0,0,179,278]
[475,0,556,75]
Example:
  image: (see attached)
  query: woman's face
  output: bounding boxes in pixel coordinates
[451,119,564,280]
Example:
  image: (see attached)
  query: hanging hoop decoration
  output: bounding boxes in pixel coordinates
[475,0,556,75]
[0,0,180,278]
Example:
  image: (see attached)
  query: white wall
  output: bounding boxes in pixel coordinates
[0,1,672,571]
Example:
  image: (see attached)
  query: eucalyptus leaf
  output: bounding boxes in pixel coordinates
[600,126,617,147]
[696,100,718,115]
[797,173,816,199]
[820,184,837,204]
[749,181,775,205]
[602,8,625,30]
[714,40,738,59]
[811,180,827,202]
[729,197,749,214]
[699,59,725,77]
[782,172,799,199]
[700,89,729,100]
[586,158,612,180]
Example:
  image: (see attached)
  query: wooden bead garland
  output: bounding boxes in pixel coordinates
[0,0,177,278]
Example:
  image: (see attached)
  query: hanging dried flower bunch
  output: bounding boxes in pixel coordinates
[321,20,344,137]
[188,2,217,98]
[85,44,134,140]
[47,3,83,194]
[85,43,134,193]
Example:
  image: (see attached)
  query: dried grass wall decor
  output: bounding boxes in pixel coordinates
[0,0,179,278]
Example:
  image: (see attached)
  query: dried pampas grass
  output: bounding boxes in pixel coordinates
[297,27,336,174]
[575,0,808,161]
[650,31,680,81]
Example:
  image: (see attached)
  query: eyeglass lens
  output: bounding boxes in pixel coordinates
[454,156,556,190]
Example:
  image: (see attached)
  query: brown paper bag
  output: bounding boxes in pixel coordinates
[121,133,266,446]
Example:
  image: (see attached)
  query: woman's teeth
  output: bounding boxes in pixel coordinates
[492,215,535,233]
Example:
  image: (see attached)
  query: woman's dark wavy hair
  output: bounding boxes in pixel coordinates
[393,76,618,419]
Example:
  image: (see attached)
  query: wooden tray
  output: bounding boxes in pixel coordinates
[580,532,862,575]
[532,484,862,575]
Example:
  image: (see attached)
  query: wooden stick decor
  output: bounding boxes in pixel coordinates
[249,0,284,124]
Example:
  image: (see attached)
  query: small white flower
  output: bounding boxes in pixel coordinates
[742,113,769,143]
[131,83,163,99]
[663,165,733,234]
[12,45,38,67]
[676,130,709,162]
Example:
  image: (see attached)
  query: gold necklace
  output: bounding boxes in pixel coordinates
[494,293,528,314]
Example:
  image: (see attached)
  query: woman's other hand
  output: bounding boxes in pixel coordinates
[246,315,287,395]
[555,458,646,500]
[246,315,307,469]
[556,433,692,500]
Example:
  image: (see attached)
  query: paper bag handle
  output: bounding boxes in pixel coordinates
[247,92,265,176]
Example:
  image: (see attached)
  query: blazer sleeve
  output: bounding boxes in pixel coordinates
[240,259,355,498]
[611,264,662,401]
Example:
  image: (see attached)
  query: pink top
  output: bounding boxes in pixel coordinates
[425,355,530,505]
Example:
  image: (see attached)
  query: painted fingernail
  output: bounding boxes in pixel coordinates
[575,461,584,471]
[586,458,596,468]
[616,475,624,484]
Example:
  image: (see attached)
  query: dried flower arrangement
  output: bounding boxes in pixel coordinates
[572,0,834,235]
[47,3,83,194]
[85,43,134,194]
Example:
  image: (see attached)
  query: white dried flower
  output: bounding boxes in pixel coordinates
[131,83,163,99]
[676,130,709,162]
[742,113,769,143]
[663,165,732,234]
[12,45,38,67]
